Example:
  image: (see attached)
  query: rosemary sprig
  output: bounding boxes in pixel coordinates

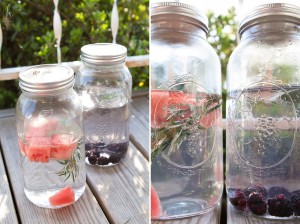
[56,140,82,182]
[151,94,222,161]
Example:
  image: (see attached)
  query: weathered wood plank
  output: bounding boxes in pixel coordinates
[0,146,19,224]
[227,201,299,224]
[0,108,15,118]
[86,142,149,224]
[0,55,149,81]
[130,95,149,159]
[0,117,110,224]
[151,203,221,224]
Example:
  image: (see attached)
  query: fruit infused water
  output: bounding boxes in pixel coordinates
[18,117,85,208]
[16,64,86,208]
[227,86,300,219]
[151,90,223,219]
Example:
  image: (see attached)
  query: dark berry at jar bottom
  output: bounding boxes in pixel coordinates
[245,185,268,199]
[268,194,293,217]
[228,188,247,211]
[268,186,291,199]
[247,192,267,216]
[291,190,300,216]
[85,141,129,166]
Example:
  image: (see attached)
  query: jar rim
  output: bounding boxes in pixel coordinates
[80,43,127,66]
[239,3,300,36]
[19,64,74,94]
[151,2,208,34]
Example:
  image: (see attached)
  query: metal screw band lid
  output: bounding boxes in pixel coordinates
[19,64,74,94]
[151,2,208,34]
[239,3,300,36]
[80,43,127,65]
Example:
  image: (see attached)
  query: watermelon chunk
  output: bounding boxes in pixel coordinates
[151,186,162,219]
[49,186,75,206]
[51,134,77,160]
[26,137,51,163]
[151,90,220,129]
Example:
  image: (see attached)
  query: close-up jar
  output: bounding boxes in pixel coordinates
[74,43,132,167]
[227,3,300,220]
[150,2,223,220]
[16,65,86,208]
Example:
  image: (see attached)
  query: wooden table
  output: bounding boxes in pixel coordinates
[0,92,149,224]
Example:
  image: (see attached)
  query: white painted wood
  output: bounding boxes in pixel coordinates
[111,0,119,44]
[53,0,62,63]
[0,55,149,81]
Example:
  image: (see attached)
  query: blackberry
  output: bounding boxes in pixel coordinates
[268,194,293,217]
[228,188,247,211]
[268,186,290,199]
[97,157,109,166]
[247,192,267,216]
[88,155,97,165]
[245,185,268,199]
[291,190,300,216]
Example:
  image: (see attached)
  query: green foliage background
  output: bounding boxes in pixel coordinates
[0,0,149,108]
[0,2,238,110]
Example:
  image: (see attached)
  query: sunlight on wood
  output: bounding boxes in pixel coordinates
[134,155,144,172]
[0,194,9,223]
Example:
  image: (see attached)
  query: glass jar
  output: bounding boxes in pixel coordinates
[150,2,223,220]
[75,43,132,167]
[227,3,300,220]
[16,65,86,208]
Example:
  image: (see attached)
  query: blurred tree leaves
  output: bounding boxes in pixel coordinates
[207,7,238,83]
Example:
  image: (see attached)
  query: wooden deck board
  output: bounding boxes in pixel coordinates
[130,95,149,159]
[0,117,110,224]
[0,145,19,224]
[86,141,149,224]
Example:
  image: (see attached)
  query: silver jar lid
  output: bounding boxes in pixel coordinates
[19,64,74,94]
[80,43,127,65]
[151,2,208,33]
[239,3,300,36]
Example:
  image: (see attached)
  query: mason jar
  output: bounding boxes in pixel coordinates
[227,3,300,220]
[16,65,86,208]
[74,43,132,167]
[150,2,223,219]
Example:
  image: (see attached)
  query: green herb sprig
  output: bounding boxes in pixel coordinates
[57,140,82,182]
[151,94,222,161]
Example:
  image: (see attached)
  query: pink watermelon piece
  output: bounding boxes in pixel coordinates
[151,185,162,219]
[50,134,77,160]
[26,137,52,163]
[49,186,75,206]
[151,90,219,129]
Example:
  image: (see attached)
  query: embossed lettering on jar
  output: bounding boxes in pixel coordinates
[75,43,132,167]
[150,2,223,220]
[227,3,300,220]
